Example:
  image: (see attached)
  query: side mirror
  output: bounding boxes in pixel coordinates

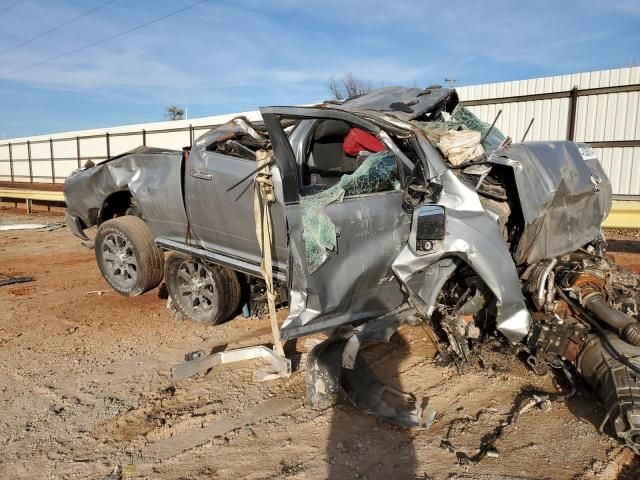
[416,205,446,243]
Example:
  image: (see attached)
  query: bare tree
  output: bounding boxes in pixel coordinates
[164,105,185,121]
[328,73,373,100]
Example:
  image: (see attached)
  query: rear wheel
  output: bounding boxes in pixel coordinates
[165,253,241,325]
[95,215,164,296]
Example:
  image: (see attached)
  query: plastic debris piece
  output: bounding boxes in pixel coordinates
[0,223,63,231]
[0,276,33,287]
[184,350,205,362]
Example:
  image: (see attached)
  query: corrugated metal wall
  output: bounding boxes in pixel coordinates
[0,111,262,184]
[1,67,639,198]
[457,67,640,198]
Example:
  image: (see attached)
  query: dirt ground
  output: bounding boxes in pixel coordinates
[1,206,639,480]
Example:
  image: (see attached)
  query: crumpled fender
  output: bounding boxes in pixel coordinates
[392,168,531,344]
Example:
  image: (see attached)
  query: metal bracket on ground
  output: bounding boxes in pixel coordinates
[171,345,291,382]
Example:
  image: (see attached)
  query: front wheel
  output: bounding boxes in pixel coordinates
[165,253,240,325]
[94,215,165,296]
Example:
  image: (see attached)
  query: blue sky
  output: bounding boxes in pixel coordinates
[0,0,639,138]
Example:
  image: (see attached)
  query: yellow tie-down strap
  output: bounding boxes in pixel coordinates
[253,150,285,357]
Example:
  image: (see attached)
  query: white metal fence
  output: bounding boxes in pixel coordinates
[0,111,261,184]
[1,67,639,198]
[457,66,640,199]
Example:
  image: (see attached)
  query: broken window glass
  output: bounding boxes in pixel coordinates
[300,150,401,273]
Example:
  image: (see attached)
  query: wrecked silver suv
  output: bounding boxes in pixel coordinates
[64,86,640,453]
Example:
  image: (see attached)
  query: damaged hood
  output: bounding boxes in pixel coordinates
[490,141,612,264]
[327,86,458,121]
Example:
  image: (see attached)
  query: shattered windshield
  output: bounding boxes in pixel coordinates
[300,150,401,273]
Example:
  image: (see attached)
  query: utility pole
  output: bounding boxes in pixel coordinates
[445,78,457,88]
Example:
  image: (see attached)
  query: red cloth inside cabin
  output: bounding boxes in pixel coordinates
[343,127,384,157]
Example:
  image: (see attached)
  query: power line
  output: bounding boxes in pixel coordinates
[0,0,23,15]
[0,0,118,58]
[0,0,207,79]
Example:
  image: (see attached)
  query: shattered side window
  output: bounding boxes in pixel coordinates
[338,150,401,196]
[300,150,401,272]
[451,106,505,150]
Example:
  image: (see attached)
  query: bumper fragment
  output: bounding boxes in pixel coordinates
[64,211,89,241]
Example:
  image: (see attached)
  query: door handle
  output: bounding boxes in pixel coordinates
[190,169,213,181]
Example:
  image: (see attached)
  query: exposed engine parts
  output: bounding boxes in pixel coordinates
[577,333,640,450]
[519,251,640,453]
[582,293,640,346]
[395,243,640,454]
[525,314,588,375]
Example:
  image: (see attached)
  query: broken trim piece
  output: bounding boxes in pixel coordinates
[171,345,291,381]
[0,276,34,287]
[306,318,437,430]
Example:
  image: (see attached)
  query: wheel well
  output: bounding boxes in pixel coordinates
[434,258,497,330]
[98,190,133,225]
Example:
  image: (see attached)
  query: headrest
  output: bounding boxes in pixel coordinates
[313,120,351,142]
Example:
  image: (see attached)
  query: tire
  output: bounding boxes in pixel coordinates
[220,268,242,320]
[165,253,241,325]
[95,215,165,296]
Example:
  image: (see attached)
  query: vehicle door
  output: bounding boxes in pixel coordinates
[184,122,288,274]
[260,107,412,339]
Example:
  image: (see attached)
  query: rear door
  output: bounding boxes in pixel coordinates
[185,125,288,276]
[260,107,412,339]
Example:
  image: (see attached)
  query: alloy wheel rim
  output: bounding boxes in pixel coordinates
[102,233,138,287]
[176,259,216,316]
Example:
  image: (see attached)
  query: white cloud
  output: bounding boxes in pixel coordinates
[0,0,637,126]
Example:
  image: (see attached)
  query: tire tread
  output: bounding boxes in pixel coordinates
[95,215,164,296]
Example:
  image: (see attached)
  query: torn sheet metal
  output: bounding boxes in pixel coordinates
[489,141,612,265]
